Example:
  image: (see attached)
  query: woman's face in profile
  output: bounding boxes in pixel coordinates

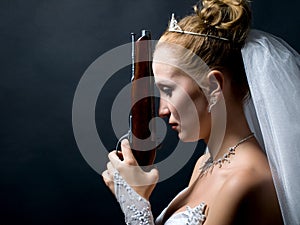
[153,62,211,142]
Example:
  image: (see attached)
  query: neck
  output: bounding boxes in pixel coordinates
[205,100,252,160]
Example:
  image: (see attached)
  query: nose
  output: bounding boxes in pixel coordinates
[158,98,170,118]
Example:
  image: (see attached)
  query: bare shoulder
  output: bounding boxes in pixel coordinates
[205,167,283,225]
[221,168,273,202]
[223,141,276,198]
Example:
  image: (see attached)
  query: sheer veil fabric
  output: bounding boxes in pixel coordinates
[242,30,300,225]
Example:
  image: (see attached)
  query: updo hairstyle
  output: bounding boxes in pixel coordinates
[159,0,252,103]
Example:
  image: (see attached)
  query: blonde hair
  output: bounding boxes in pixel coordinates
[157,0,252,102]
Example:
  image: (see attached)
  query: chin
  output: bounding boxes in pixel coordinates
[178,131,200,142]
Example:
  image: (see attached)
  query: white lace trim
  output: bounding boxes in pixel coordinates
[183,203,206,225]
[163,203,206,225]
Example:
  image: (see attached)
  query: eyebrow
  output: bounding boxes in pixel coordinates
[154,79,175,87]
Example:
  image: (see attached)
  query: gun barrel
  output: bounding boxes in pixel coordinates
[130,30,156,166]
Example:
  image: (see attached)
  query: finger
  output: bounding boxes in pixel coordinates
[108,150,122,169]
[110,149,124,160]
[147,167,159,184]
[101,170,115,195]
[116,150,124,161]
[107,162,116,177]
[102,170,111,184]
[121,139,137,165]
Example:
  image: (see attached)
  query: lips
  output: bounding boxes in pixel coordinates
[169,123,179,131]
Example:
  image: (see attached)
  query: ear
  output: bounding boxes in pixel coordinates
[207,70,224,99]
[206,70,224,112]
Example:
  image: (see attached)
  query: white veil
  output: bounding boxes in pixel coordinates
[242,29,300,225]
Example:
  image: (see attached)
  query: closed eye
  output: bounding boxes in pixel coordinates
[155,81,175,98]
[161,86,173,97]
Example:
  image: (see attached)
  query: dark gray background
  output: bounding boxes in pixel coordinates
[0,0,299,225]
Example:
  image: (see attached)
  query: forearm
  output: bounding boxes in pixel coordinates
[114,170,155,225]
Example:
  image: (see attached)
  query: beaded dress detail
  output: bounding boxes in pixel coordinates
[162,203,206,225]
[184,203,206,225]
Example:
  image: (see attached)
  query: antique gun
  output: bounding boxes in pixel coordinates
[117,30,157,166]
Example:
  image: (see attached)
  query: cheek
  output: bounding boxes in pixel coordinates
[176,93,202,122]
[171,87,207,120]
[195,96,211,138]
[194,95,209,120]
[178,91,211,140]
[170,92,193,120]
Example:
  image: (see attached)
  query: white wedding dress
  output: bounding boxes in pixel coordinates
[155,188,206,225]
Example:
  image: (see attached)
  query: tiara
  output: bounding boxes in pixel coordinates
[168,13,230,42]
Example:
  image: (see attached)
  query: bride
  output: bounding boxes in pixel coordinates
[102,0,300,224]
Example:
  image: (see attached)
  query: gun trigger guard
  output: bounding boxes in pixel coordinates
[115,131,131,153]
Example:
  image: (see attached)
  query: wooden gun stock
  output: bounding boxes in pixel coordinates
[130,30,156,166]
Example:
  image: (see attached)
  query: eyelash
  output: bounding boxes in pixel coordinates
[162,86,173,97]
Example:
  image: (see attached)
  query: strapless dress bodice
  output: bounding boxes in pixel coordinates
[155,188,206,225]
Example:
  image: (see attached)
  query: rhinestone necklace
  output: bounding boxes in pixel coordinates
[199,133,255,176]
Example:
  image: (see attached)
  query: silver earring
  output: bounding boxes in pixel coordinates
[208,98,217,113]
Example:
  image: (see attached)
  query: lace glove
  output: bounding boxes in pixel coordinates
[114,170,155,225]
